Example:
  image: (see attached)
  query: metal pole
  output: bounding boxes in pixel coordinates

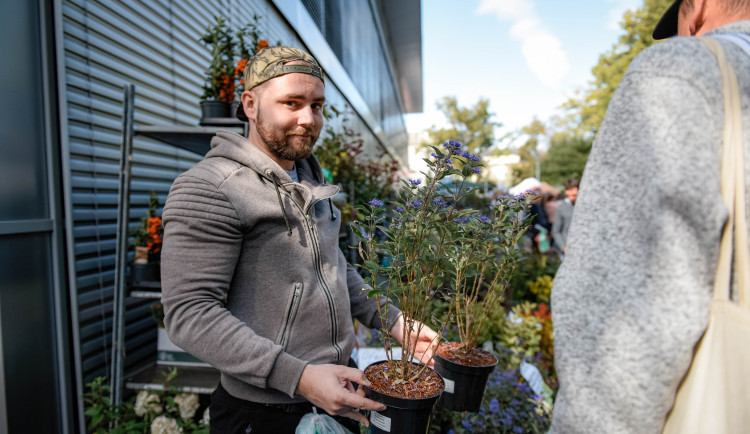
[111,84,135,406]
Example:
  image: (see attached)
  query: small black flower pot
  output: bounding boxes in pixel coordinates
[363,361,443,434]
[199,100,230,120]
[131,263,160,284]
[434,352,497,412]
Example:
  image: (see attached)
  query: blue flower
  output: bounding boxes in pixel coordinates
[395,206,404,213]
[501,415,512,425]
[470,154,481,162]
[477,214,491,225]
[447,430,455,434]
[369,199,383,207]
[513,427,523,434]
[408,179,421,186]
[408,200,422,208]
[431,152,438,158]
[461,419,472,430]
[489,398,500,414]
[453,216,469,223]
[472,167,481,174]
[433,197,447,208]
[445,158,452,165]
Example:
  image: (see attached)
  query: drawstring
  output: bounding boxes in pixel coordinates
[328,198,336,221]
[268,171,293,236]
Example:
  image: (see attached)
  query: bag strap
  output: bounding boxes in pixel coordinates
[701,37,749,308]
[712,33,750,59]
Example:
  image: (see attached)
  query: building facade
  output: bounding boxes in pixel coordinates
[0,0,421,431]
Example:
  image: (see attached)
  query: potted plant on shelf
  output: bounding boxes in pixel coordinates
[130,192,163,284]
[199,16,236,120]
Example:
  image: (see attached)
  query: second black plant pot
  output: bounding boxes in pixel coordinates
[363,361,443,434]
[434,351,497,412]
[131,263,160,284]
[199,100,230,120]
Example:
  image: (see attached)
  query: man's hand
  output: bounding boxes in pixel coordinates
[295,364,386,426]
[390,315,440,368]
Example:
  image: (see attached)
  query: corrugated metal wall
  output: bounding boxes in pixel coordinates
[60,0,410,427]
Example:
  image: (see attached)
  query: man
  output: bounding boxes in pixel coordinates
[160,46,437,433]
[551,178,578,254]
[550,1,750,432]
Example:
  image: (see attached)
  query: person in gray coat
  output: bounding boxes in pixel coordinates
[160,46,437,433]
[551,178,579,254]
[550,1,750,432]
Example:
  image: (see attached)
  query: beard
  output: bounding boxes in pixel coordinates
[256,107,318,162]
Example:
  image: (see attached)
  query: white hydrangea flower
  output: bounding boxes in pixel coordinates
[173,392,200,419]
[200,407,210,426]
[135,390,163,417]
[151,415,182,434]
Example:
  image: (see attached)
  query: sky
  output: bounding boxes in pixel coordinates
[405,0,642,147]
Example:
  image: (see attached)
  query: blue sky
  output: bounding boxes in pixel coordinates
[405,0,642,145]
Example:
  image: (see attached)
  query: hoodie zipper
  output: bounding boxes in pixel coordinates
[275,184,342,364]
[279,282,303,347]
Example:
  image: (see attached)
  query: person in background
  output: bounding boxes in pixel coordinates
[550,1,750,432]
[160,46,438,433]
[551,178,578,254]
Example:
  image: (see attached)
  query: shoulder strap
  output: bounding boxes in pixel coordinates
[700,37,749,307]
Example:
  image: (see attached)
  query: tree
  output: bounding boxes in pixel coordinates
[423,97,501,154]
[562,0,674,138]
[539,133,592,186]
[510,118,546,185]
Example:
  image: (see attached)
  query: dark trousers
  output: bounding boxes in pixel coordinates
[209,383,360,434]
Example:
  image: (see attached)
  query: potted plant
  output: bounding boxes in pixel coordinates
[199,16,236,120]
[356,140,532,418]
[353,140,491,431]
[130,192,163,283]
[432,189,531,412]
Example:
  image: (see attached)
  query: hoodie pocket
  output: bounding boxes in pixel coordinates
[278,282,303,348]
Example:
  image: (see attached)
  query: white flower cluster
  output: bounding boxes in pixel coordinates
[134,390,163,417]
[150,415,182,434]
[173,392,200,419]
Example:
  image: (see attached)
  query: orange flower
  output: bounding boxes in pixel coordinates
[258,40,268,51]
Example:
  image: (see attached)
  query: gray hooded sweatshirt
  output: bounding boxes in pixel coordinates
[160,130,399,404]
[550,22,750,433]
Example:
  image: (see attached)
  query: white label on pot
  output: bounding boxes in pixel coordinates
[443,378,455,394]
[370,411,391,432]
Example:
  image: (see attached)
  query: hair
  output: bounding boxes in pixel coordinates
[682,0,750,16]
[564,178,580,190]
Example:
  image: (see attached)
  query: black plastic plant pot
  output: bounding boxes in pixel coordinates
[131,263,160,284]
[363,361,444,434]
[199,100,230,120]
[434,352,498,412]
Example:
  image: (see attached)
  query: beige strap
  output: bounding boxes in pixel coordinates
[702,37,749,307]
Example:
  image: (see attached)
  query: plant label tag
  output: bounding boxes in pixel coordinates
[370,411,391,432]
[443,378,455,393]
[520,361,544,396]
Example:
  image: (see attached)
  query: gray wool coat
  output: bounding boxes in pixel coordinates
[550,21,750,433]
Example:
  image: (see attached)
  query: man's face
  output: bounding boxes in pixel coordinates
[251,68,325,163]
[565,187,578,204]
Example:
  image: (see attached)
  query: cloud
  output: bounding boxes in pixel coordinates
[476,0,568,89]
[606,0,641,31]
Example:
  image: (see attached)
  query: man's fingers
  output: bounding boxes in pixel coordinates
[337,366,371,387]
[347,396,386,412]
[343,409,370,427]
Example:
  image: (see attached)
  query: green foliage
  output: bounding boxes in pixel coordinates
[509,252,560,304]
[314,105,400,224]
[538,134,592,186]
[510,119,546,185]
[200,17,237,101]
[562,0,674,138]
[355,140,532,382]
[423,97,502,155]
[83,369,209,434]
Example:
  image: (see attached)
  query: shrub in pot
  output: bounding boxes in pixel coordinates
[130,192,163,284]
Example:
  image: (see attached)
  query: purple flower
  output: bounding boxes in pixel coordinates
[448,430,455,434]
[453,216,469,223]
[369,199,383,207]
[513,427,523,434]
[461,419,472,430]
[430,152,438,158]
[477,214,491,225]
[395,206,404,213]
[489,398,500,414]
[445,158,452,165]
[433,197,447,208]
[472,167,481,174]
[408,200,422,208]
[470,154,480,162]
[408,179,421,186]
[461,151,471,158]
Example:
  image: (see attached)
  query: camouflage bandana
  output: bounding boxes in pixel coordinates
[236,46,324,121]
